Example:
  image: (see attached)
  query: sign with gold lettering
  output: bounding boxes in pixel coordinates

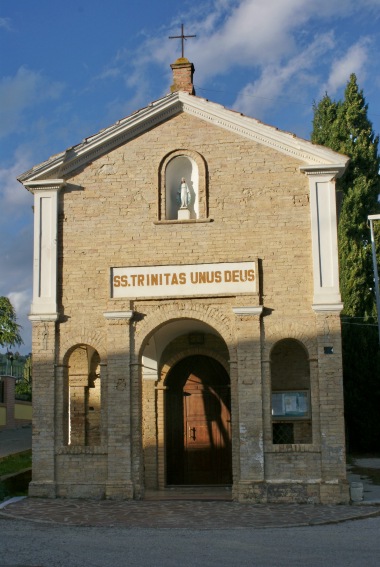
[111,261,256,298]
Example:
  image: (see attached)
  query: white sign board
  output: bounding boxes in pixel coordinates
[111,261,256,298]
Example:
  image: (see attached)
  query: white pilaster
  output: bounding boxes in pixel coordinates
[23,179,66,320]
[300,166,346,312]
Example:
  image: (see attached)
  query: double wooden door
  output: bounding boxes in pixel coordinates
[166,355,232,485]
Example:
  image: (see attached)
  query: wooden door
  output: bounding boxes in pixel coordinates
[166,356,232,485]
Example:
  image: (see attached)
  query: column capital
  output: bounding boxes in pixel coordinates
[232,306,263,316]
[103,310,134,320]
[299,164,347,180]
[22,179,66,193]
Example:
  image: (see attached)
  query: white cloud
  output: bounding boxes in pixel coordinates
[7,290,32,354]
[0,66,64,138]
[0,148,34,212]
[107,0,378,114]
[232,32,335,119]
[322,39,371,95]
[7,290,31,321]
[0,17,11,31]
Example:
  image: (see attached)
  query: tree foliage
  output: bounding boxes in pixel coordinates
[312,74,380,317]
[0,296,23,348]
[312,75,380,451]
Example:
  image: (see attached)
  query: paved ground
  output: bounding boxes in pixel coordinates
[1,426,380,529]
[0,425,32,458]
[1,495,380,528]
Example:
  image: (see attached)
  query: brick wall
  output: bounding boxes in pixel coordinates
[29,111,347,503]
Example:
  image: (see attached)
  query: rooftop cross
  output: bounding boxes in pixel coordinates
[169,24,196,58]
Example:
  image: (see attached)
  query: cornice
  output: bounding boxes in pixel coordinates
[103,311,134,320]
[28,313,59,322]
[312,303,344,313]
[178,92,349,168]
[23,179,66,193]
[18,91,349,184]
[232,306,263,316]
[299,164,348,180]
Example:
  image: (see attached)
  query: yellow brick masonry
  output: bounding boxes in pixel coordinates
[30,110,349,503]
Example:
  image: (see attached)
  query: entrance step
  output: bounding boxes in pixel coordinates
[145,486,232,501]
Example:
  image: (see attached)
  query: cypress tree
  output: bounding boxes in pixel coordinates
[312,75,380,451]
[312,75,380,316]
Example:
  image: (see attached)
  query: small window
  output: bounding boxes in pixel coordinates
[273,423,294,444]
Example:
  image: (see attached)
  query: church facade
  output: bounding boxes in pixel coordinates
[19,59,350,503]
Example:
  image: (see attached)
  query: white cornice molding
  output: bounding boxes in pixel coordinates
[179,93,349,169]
[299,164,348,179]
[28,313,59,322]
[18,92,349,183]
[23,179,67,193]
[312,303,344,313]
[232,306,263,316]
[103,311,134,320]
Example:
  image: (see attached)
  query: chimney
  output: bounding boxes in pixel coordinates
[170,58,195,95]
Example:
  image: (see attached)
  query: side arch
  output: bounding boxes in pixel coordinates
[61,342,103,447]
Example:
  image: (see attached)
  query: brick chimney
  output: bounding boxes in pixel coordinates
[170,57,195,95]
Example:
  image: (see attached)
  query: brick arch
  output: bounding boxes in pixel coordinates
[159,148,207,182]
[262,321,317,361]
[160,346,229,386]
[59,331,106,366]
[269,337,309,361]
[135,302,235,361]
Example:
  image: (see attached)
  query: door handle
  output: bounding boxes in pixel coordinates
[189,426,196,440]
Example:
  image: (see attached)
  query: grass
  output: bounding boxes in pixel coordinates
[0,450,32,500]
[0,450,32,477]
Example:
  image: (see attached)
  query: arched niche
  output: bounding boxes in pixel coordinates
[166,155,198,219]
[159,150,208,221]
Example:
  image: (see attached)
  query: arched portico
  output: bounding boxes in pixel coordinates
[140,317,232,491]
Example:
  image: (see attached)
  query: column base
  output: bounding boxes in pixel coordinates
[235,480,350,504]
[105,481,135,500]
[28,481,57,498]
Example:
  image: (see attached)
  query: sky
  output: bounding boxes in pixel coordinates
[1,0,380,354]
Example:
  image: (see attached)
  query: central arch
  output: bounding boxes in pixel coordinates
[165,355,232,485]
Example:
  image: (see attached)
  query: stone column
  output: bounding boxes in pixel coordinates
[28,320,57,498]
[315,310,349,503]
[142,365,159,490]
[232,306,264,502]
[104,310,134,499]
[55,364,69,447]
[69,373,88,445]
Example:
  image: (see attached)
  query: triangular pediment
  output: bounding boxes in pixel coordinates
[18,91,348,185]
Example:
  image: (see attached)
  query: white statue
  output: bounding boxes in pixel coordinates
[178,177,191,208]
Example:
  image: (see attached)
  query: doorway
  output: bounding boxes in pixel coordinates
[165,355,232,485]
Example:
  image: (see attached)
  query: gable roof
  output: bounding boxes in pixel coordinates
[18,90,349,186]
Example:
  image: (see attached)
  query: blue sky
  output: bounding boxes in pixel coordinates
[1,0,380,354]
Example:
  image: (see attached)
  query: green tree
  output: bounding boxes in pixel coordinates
[312,75,380,451]
[0,296,23,348]
[312,75,380,316]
